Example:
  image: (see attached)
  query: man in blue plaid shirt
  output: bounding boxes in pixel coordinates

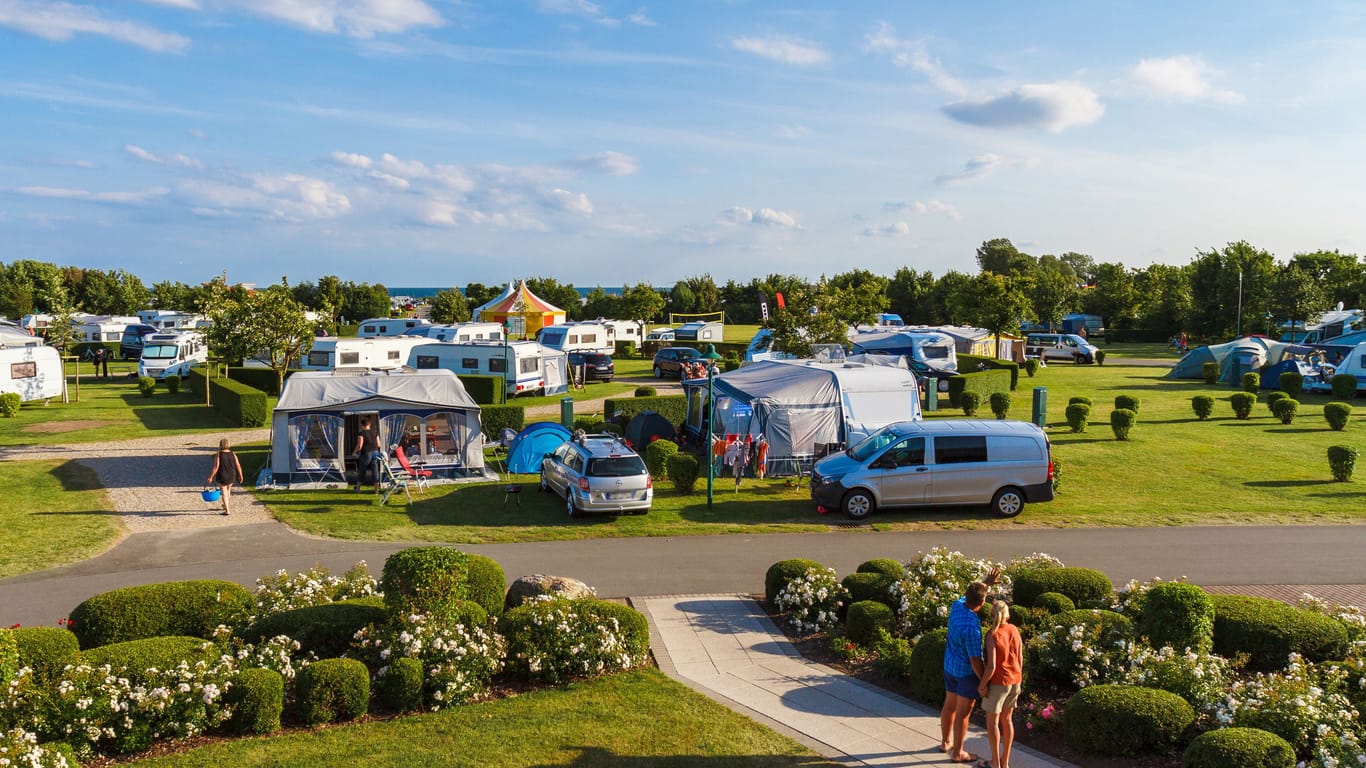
[940,567,1000,763]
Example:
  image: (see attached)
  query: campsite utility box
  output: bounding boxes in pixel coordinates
[925,382,938,411]
[560,397,574,429]
[1032,387,1047,428]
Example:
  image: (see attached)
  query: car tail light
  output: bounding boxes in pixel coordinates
[578,477,590,492]
[1047,459,1055,480]
[645,476,653,489]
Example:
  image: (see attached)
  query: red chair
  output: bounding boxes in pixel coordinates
[393,445,432,493]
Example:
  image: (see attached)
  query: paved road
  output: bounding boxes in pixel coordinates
[4,520,1365,626]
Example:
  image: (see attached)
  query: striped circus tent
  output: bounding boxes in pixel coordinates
[474,281,567,338]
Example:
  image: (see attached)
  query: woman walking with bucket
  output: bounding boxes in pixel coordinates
[205,438,244,516]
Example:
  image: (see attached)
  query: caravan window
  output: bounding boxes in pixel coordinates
[581,333,597,344]
[922,345,951,359]
[340,352,360,365]
[568,335,579,344]
[11,362,36,379]
[461,357,478,369]
[387,350,401,360]
[519,357,539,374]
[415,356,439,369]
[488,357,507,373]
[307,351,330,367]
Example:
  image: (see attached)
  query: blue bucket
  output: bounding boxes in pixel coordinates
[201,487,222,503]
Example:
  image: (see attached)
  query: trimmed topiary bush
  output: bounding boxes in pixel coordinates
[907,627,948,708]
[841,572,896,608]
[1202,362,1220,385]
[380,547,506,625]
[633,386,657,397]
[138,375,157,397]
[1182,727,1295,768]
[1278,371,1303,398]
[1034,592,1076,614]
[375,656,424,713]
[1064,684,1195,756]
[1024,358,1040,377]
[1014,567,1113,608]
[1111,408,1136,440]
[464,554,507,619]
[1138,582,1214,653]
[296,657,370,725]
[11,626,80,683]
[1115,394,1141,414]
[765,558,826,605]
[1210,593,1349,670]
[959,391,981,417]
[69,580,252,648]
[1229,392,1256,420]
[645,439,678,479]
[81,636,218,681]
[989,392,1011,419]
[666,452,699,494]
[846,600,894,646]
[1095,350,1106,366]
[1329,445,1357,482]
[1331,373,1358,400]
[856,558,904,578]
[1192,395,1214,420]
[1241,372,1260,394]
[1324,402,1351,431]
[165,374,181,394]
[243,597,389,659]
[1068,396,1093,408]
[1265,390,1288,411]
[224,667,284,735]
[0,392,20,417]
[1065,403,1090,433]
[1269,397,1297,424]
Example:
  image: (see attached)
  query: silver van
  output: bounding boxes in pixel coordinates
[810,420,1054,519]
[540,433,653,517]
[1026,333,1100,364]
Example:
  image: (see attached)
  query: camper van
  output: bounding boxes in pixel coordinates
[119,324,160,360]
[1,344,63,403]
[675,320,723,342]
[0,325,42,349]
[73,316,141,344]
[409,340,568,396]
[876,313,905,328]
[303,337,427,371]
[538,321,616,353]
[137,331,207,380]
[407,322,505,343]
[356,317,432,338]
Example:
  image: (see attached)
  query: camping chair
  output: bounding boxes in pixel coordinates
[378,457,414,507]
[393,445,431,494]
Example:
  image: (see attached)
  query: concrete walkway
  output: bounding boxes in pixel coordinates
[641,594,1071,767]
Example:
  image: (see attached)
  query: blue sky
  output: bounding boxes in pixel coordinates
[3,1,1366,287]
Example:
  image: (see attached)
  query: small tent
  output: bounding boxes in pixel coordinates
[1165,337,1291,381]
[270,369,488,487]
[474,281,567,339]
[624,411,675,450]
[505,422,572,474]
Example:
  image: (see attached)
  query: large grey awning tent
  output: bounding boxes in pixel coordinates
[1165,337,1290,382]
[270,369,488,487]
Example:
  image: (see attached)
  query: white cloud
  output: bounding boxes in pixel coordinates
[773,124,809,140]
[0,0,189,52]
[1131,55,1244,104]
[137,0,200,8]
[178,173,350,221]
[17,186,88,199]
[368,171,409,190]
[934,154,1003,186]
[626,9,655,27]
[943,82,1104,132]
[16,184,169,203]
[187,128,206,139]
[717,206,799,229]
[862,221,911,238]
[882,200,961,219]
[329,151,372,169]
[537,0,652,27]
[568,150,639,176]
[545,188,593,215]
[731,35,829,66]
[863,22,967,98]
[125,144,203,169]
[223,0,442,37]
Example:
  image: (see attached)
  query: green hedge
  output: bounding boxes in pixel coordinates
[380,547,506,622]
[1182,728,1295,768]
[224,667,284,735]
[1324,402,1351,431]
[907,627,948,708]
[846,601,894,646]
[947,369,1012,408]
[1064,684,1195,756]
[765,558,825,605]
[613,340,637,358]
[1012,567,1113,608]
[0,629,15,685]
[841,572,897,608]
[69,579,253,649]
[480,404,525,439]
[375,656,424,713]
[1138,583,1214,653]
[227,367,287,396]
[457,374,506,405]
[604,395,687,428]
[857,559,905,578]
[185,367,268,427]
[1210,593,1349,670]
[0,392,20,417]
[1034,592,1076,614]
[644,439,678,479]
[11,626,80,683]
[295,658,370,725]
[243,597,389,659]
[958,354,1020,390]
[81,636,219,681]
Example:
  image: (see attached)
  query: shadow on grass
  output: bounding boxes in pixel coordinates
[1265,427,1330,434]
[49,460,102,491]
[119,392,234,432]
[1244,479,1339,488]
[530,748,835,767]
[1048,436,1116,445]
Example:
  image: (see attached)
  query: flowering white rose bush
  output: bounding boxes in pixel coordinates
[250,561,379,619]
[1029,620,1131,689]
[1298,593,1366,642]
[774,567,848,634]
[210,626,313,681]
[503,597,650,685]
[1118,645,1232,716]
[890,548,1008,637]
[0,727,71,768]
[1106,576,1173,619]
[352,612,505,710]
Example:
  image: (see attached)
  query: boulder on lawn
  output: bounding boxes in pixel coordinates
[504,574,597,610]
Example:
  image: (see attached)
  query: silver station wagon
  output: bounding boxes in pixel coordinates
[540,433,653,517]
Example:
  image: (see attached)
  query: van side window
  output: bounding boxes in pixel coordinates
[885,437,924,467]
[934,435,988,464]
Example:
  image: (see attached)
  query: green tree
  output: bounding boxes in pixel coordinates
[428,288,471,324]
[976,238,1036,277]
[825,268,890,328]
[41,281,80,357]
[1188,241,1276,338]
[964,272,1030,357]
[1025,269,1078,331]
[618,282,666,326]
[581,287,622,320]
[201,277,257,372]
[248,281,315,393]
[681,274,721,314]
[1270,263,1330,340]
[763,281,848,356]
[886,267,938,324]
[0,265,36,318]
[1133,263,1192,337]
[1291,250,1365,309]
[339,281,389,324]
[668,281,696,316]
[1083,262,1139,330]
[5,260,62,312]
[108,269,150,315]
[150,280,197,312]
[463,282,503,318]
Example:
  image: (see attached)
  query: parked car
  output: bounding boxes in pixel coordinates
[1025,333,1100,364]
[568,352,615,382]
[908,358,955,393]
[645,329,676,341]
[810,419,1054,520]
[540,433,653,517]
[652,346,703,378]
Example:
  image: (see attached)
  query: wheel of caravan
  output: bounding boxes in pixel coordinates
[653,365,663,378]
[991,486,1025,518]
[841,489,875,520]
[566,494,580,519]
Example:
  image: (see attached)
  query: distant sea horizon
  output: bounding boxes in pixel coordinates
[388,286,623,300]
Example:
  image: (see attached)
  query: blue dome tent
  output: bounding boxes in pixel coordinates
[505,422,572,473]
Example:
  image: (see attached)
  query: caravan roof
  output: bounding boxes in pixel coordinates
[277,369,478,412]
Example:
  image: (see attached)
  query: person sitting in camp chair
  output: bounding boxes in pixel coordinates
[393,444,431,493]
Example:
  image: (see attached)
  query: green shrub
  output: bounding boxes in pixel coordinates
[295,658,370,725]
[989,392,1011,419]
[1278,371,1303,398]
[666,452,699,494]
[456,375,505,405]
[1202,362,1220,385]
[644,439,678,479]
[1192,395,1214,420]
[11,626,80,683]
[480,404,525,439]
[947,369,1012,408]
[873,629,915,679]
[1034,592,1076,614]
[634,386,657,397]
[1269,397,1297,424]
[1182,727,1295,768]
[224,667,284,735]
[0,392,21,417]
[0,629,16,685]
[604,395,686,429]
[81,636,218,681]
[500,598,650,684]
[210,374,268,427]
[1014,567,1113,608]
[1115,394,1141,414]
[1210,593,1349,670]
[845,601,894,646]
[1064,684,1195,756]
[69,579,253,648]
[1068,396,1093,407]
[765,558,825,605]
[461,554,506,619]
[1331,373,1358,400]
[225,367,288,396]
[380,547,506,624]
[572,416,607,434]
[602,423,623,437]
[243,597,389,659]
[375,656,424,713]
[1111,408,1136,440]
[1138,583,1214,652]
[1265,390,1288,411]
[1324,402,1351,431]
[1229,392,1256,420]
[856,558,905,578]
[614,340,637,358]
[164,374,181,394]
[1095,349,1106,366]
[138,376,157,397]
[907,628,948,708]
[1065,403,1090,433]
[841,572,896,607]
[1241,372,1260,394]
[1009,605,1048,629]
[959,390,981,417]
[1329,445,1357,482]
[956,354,1020,390]
[1024,358,1040,377]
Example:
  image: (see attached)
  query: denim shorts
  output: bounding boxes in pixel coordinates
[943,670,981,699]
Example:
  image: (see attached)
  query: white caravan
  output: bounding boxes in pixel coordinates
[137,331,207,380]
[144,312,209,331]
[302,336,427,371]
[409,340,568,396]
[1306,341,1366,395]
[0,325,42,348]
[356,317,432,338]
[73,316,141,344]
[407,322,506,343]
[675,320,724,342]
[538,321,617,353]
[0,345,63,403]
[600,319,645,346]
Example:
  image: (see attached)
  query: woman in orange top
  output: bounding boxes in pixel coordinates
[977,601,1022,768]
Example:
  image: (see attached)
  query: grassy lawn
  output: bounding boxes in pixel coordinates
[0,460,120,578]
[127,669,835,768]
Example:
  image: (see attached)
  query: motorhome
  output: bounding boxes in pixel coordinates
[537,321,617,353]
[406,322,505,343]
[675,320,723,342]
[119,324,160,360]
[137,331,207,380]
[73,316,141,344]
[409,340,568,396]
[356,317,432,338]
[876,313,905,328]
[303,336,428,372]
[849,330,959,372]
[146,312,209,331]
[0,344,63,403]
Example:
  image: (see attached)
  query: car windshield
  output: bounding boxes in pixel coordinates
[847,425,907,461]
[677,348,701,359]
[141,344,178,359]
[588,456,647,477]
